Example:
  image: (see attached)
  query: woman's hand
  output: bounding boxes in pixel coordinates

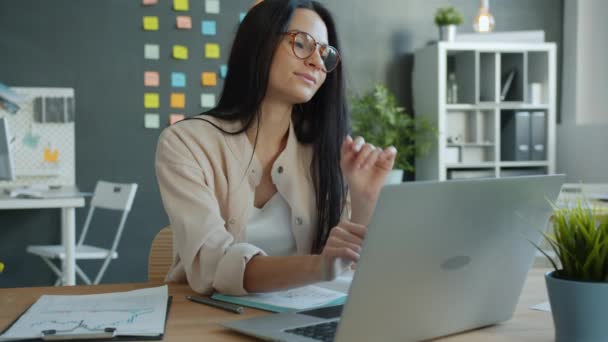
[341,135,397,201]
[317,221,367,281]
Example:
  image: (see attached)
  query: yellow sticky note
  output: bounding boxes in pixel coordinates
[171,93,186,109]
[205,43,220,59]
[143,16,159,31]
[144,93,160,108]
[43,148,59,163]
[173,45,188,60]
[173,0,189,11]
[201,72,217,86]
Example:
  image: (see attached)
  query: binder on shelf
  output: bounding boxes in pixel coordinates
[530,111,546,160]
[501,111,530,161]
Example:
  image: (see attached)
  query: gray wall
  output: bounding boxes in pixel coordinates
[0,0,564,287]
[556,0,608,182]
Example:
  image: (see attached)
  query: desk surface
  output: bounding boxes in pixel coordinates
[0,186,85,209]
[0,268,554,341]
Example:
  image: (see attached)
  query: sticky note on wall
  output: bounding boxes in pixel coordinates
[173,0,189,11]
[176,16,192,29]
[144,71,159,87]
[201,72,217,86]
[205,43,220,59]
[173,45,188,60]
[170,93,186,109]
[200,93,215,108]
[144,113,160,129]
[220,65,228,79]
[144,44,159,59]
[142,0,158,6]
[171,72,186,87]
[143,16,159,31]
[205,0,220,14]
[144,93,159,108]
[201,20,216,35]
[170,114,186,125]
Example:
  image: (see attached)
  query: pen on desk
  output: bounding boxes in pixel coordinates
[186,295,245,314]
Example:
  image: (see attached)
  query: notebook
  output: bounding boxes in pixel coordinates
[211,271,353,313]
[0,286,170,341]
[212,285,347,313]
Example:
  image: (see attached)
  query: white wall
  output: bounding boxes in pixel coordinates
[557,0,608,182]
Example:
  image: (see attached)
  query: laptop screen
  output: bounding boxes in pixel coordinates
[299,305,344,319]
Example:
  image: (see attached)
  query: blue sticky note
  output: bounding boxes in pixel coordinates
[239,12,246,23]
[22,131,41,149]
[202,20,216,36]
[171,72,186,88]
[220,65,228,79]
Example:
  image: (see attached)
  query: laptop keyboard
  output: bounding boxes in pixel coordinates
[284,321,338,342]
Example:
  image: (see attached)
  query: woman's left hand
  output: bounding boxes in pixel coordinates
[341,135,397,201]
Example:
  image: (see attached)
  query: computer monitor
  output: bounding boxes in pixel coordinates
[0,117,15,181]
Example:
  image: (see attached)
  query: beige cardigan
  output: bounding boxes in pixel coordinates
[155,115,323,295]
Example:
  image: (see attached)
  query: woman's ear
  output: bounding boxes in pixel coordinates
[250,0,263,9]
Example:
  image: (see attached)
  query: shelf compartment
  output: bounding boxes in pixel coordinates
[499,166,547,177]
[446,50,476,104]
[479,52,497,102]
[499,52,525,102]
[500,110,547,162]
[447,167,496,180]
[527,51,550,105]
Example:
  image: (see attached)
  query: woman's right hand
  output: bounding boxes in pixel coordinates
[317,221,367,281]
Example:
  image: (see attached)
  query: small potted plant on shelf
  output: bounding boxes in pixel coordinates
[531,201,608,342]
[350,85,436,184]
[435,6,464,42]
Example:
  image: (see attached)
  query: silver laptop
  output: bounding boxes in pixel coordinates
[222,175,565,341]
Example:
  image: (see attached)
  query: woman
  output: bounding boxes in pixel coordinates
[155,0,397,296]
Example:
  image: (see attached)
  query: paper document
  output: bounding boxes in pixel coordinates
[0,285,168,341]
[212,284,347,313]
[530,301,551,312]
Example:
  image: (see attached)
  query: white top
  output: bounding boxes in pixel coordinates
[246,192,297,256]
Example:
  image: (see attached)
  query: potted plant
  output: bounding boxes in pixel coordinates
[532,201,608,342]
[435,6,464,42]
[350,85,436,184]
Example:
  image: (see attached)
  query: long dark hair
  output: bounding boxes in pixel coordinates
[189,0,348,254]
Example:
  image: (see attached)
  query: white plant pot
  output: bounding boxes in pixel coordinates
[439,25,457,42]
[384,169,404,185]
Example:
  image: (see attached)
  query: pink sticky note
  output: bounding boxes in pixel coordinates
[144,71,159,87]
[142,0,158,5]
[170,114,186,125]
[176,16,192,29]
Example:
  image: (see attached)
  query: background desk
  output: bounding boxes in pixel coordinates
[0,192,85,286]
[0,268,554,341]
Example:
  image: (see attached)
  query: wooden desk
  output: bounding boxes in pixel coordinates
[0,190,86,286]
[0,268,554,341]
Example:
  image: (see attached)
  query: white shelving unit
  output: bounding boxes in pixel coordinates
[413,42,557,181]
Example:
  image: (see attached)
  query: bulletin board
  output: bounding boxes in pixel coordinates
[0,87,75,187]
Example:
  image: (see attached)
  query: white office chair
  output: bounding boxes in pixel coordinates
[26,181,138,286]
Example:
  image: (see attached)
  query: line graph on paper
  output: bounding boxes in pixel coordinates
[29,307,156,330]
[0,286,168,340]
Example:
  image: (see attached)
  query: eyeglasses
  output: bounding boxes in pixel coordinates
[283,30,341,73]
